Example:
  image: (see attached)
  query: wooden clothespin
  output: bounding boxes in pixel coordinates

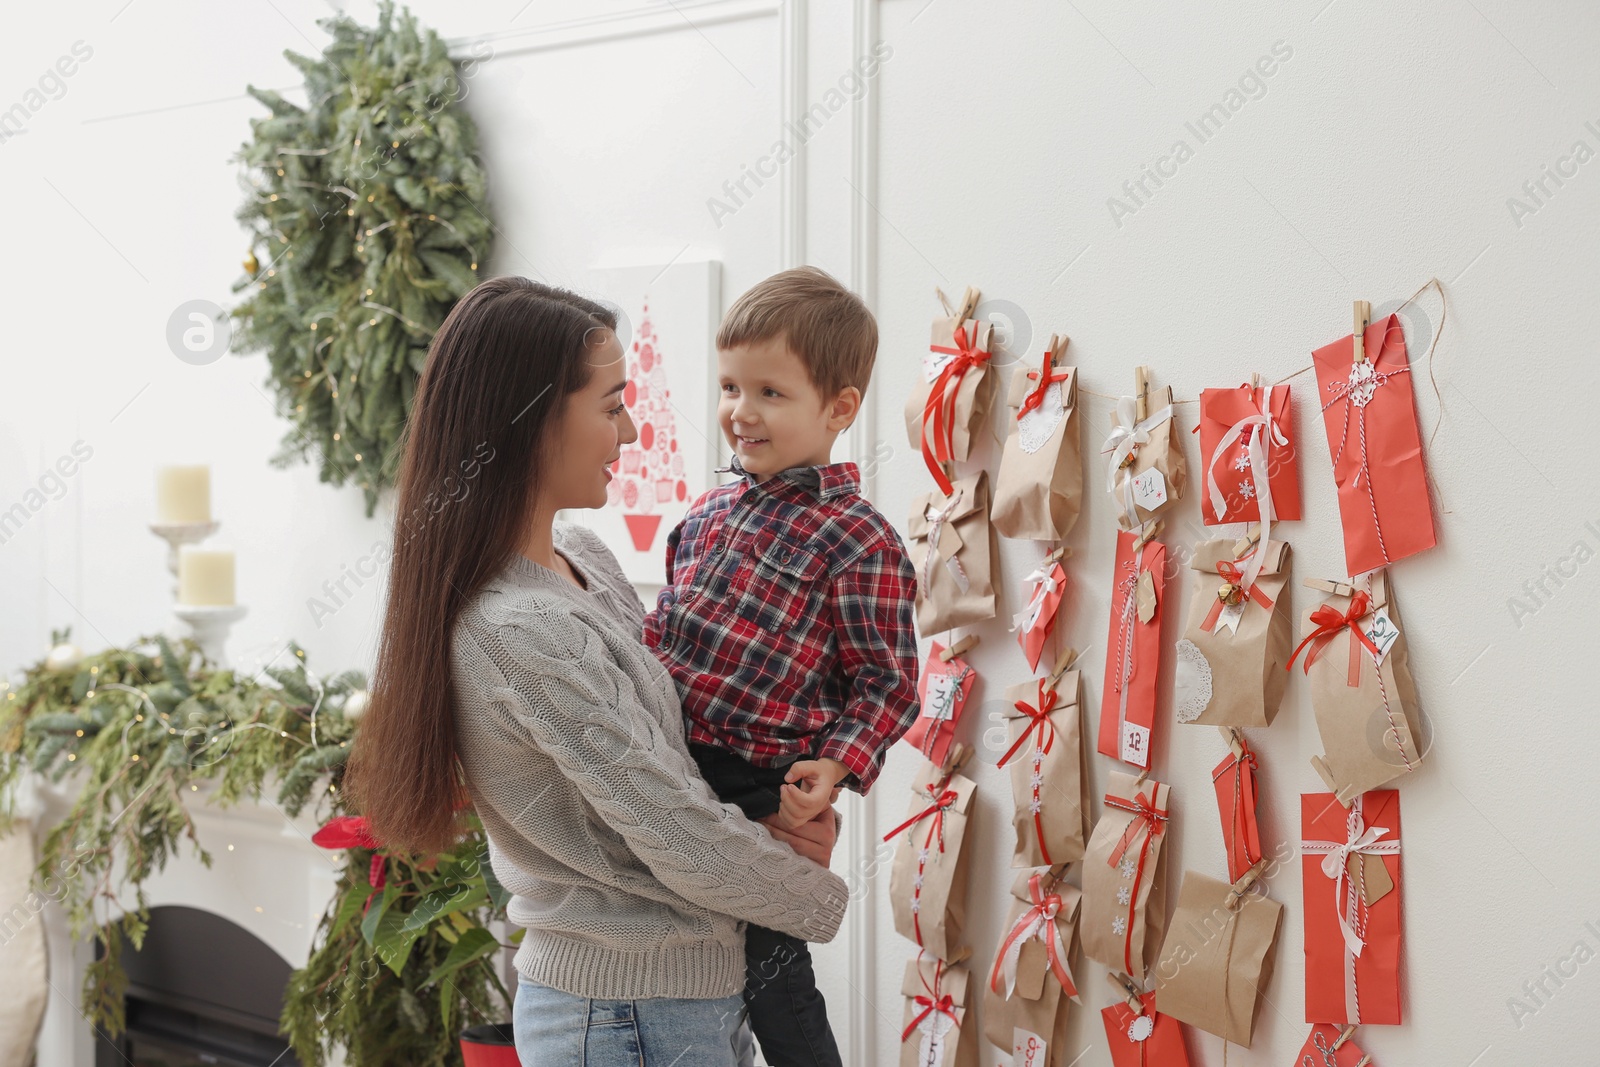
[1134,365,1150,421]
[1044,545,1070,565]
[1333,1024,1358,1050]
[1047,646,1078,686]
[940,741,972,780]
[1133,766,1150,789]
[1106,971,1144,1013]
[1353,300,1372,363]
[1226,859,1268,910]
[1133,519,1164,550]
[938,634,979,662]
[1231,522,1262,558]
[956,286,981,323]
[1217,725,1246,761]
[1304,576,1357,597]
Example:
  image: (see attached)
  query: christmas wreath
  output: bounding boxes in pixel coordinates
[231,2,495,515]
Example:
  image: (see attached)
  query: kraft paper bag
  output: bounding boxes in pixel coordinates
[1301,790,1403,1025]
[1102,384,1187,531]
[1197,381,1302,525]
[1312,313,1437,575]
[906,300,997,494]
[1290,570,1423,804]
[907,473,998,635]
[993,336,1082,541]
[1000,672,1087,868]
[902,642,977,768]
[1100,991,1190,1067]
[1082,771,1172,982]
[1154,869,1284,1046]
[1173,537,1294,728]
[887,760,979,963]
[982,868,1080,1066]
[900,955,978,1067]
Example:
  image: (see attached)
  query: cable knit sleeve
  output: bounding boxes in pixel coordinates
[504,600,850,944]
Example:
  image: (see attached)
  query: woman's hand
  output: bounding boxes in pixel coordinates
[759,802,840,867]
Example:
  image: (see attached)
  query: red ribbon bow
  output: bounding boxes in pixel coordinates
[883,788,960,849]
[997,680,1060,769]
[1286,590,1381,687]
[921,324,992,494]
[902,991,958,1043]
[1018,346,1072,420]
[1201,559,1276,633]
[1105,790,1168,868]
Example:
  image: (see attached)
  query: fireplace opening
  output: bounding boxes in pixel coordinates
[94,905,298,1067]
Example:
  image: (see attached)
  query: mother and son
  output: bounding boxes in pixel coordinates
[346,266,925,1066]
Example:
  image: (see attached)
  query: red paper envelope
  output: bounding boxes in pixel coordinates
[1101,992,1190,1067]
[902,642,976,767]
[1295,1023,1373,1065]
[1012,558,1068,673]
[1198,382,1301,525]
[1098,531,1168,769]
[1311,315,1436,576]
[1212,743,1262,883]
[1301,790,1403,1025]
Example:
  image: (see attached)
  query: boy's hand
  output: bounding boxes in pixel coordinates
[759,804,839,866]
[776,758,850,830]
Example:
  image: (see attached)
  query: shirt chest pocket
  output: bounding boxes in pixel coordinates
[733,537,829,636]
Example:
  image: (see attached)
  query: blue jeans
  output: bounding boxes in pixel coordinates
[513,976,755,1067]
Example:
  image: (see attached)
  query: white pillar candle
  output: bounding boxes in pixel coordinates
[156,465,212,524]
[178,547,235,606]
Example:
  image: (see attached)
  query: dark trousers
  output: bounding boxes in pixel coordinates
[688,744,844,1067]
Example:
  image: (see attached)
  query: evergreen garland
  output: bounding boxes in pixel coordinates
[0,631,511,1065]
[231,2,495,515]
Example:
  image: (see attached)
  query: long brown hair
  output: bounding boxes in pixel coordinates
[345,276,616,854]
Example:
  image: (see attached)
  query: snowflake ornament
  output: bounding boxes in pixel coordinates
[918,847,931,865]
[1233,451,1251,472]
[1117,886,1132,906]
[1238,479,1256,502]
[1119,856,1138,879]
[1112,916,1128,936]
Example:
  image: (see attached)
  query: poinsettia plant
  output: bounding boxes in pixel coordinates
[0,630,512,1066]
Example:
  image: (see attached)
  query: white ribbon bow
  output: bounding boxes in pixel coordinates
[1103,397,1174,528]
[1206,387,1287,590]
[1301,796,1401,957]
[922,489,970,593]
[1010,563,1060,635]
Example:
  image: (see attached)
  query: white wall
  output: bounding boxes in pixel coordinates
[3,1,1597,1065]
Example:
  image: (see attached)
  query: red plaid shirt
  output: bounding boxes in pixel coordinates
[643,459,920,793]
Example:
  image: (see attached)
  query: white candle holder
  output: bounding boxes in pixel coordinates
[151,521,220,599]
[172,604,248,670]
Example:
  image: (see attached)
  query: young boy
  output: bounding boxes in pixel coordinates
[643,267,920,1067]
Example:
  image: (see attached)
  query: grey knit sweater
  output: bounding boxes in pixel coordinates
[451,522,850,1000]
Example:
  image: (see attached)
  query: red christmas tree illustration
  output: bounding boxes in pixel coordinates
[608,300,689,551]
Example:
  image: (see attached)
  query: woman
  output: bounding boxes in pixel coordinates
[346,277,849,1067]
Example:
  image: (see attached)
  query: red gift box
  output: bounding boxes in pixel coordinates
[1311,314,1436,576]
[901,642,976,767]
[1301,790,1403,1025]
[1198,382,1301,526]
[1098,530,1168,769]
[1012,557,1068,673]
[1101,992,1190,1067]
[1212,741,1262,883]
[1294,1023,1374,1066]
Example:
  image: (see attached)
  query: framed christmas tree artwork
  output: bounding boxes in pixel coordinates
[565,259,721,585]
